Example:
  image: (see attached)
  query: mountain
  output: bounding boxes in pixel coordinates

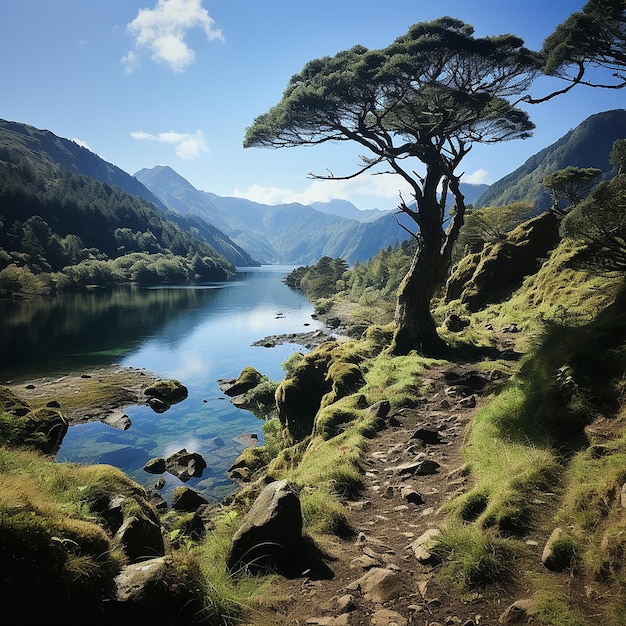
[475,109,626,211]
[135,166,414,265]
[0,120,257,267]
[311,200,392,222]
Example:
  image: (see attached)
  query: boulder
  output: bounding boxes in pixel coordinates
[218,366,263,397]
[144,457,166,475]
[171,486,209,512]
[410,528,442,565]
[165,449,207,482]
[113,514,165,562]
[445,211,561,311]
[112,556,202,624]
[144,379,188,407]
[498,598,534,624]
[227,479,304,574]
[353,567,403,603]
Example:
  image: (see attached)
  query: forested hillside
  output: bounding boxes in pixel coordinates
[0,120,256,267]
[476,109,626,210]
[0,151,236,295]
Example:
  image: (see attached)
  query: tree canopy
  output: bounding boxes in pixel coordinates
[543,166,602,212]
[532,0,626,101]
[245,17,539,354]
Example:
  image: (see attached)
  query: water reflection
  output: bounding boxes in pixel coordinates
[1,267,322,503]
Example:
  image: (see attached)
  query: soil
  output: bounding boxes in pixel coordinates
[245,360,525,626]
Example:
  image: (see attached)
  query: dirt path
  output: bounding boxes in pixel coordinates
[247,362,515,626]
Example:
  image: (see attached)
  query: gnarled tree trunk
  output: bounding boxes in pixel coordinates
[390,172,467,356]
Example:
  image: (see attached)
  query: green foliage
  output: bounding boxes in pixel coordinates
[284,256,349,299]
[432,524,521,588]
[561,174,626,272]
[543,166,601,210]
[610,138,626,175]
[540,0,626,89]
[453,201,537,260]
[0,152,234,294]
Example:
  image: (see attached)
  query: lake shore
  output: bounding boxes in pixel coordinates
[3,365,161,426]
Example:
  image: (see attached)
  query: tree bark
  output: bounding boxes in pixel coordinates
[389,169,466,357]
[390,239,448,356]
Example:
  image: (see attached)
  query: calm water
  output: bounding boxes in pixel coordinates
[0,267,323,503]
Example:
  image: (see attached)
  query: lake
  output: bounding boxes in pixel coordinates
[0,267,323,503]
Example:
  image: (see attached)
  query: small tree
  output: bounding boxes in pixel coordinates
[244,18,538,355]
[543,166,601,213]
[610,138,626,175]
[561,174,626,272]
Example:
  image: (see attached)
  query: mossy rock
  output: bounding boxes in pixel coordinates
[322,361,365,408]
[0,387,32,416]
[228,446,268,478]
[144,379,188,403]
[0,393,68,454]
[447,212,561,312]
[314,395,366,440]
[223,366,263,397]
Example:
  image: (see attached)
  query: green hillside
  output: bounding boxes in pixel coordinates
[476,109,626,211]
[0,149,235,295]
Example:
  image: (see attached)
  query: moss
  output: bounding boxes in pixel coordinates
[144,379,188,403]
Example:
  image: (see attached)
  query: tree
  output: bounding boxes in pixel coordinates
[529,0,626,102]
[244,18,538,355]
[610,138,626,175]
[561,174,626,271]
[543,166,601,212]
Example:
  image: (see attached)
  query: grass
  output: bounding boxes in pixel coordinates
[432,523,522,588]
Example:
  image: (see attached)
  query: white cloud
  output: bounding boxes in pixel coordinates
[71,138,92,151]
[124,0,224,73]
[233,173,415,209]
[462,169,489,185]
[131,129,209,159]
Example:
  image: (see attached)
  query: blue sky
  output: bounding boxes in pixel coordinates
[1,1,624,210]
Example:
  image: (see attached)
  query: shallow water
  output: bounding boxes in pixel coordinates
[0,267,322,503]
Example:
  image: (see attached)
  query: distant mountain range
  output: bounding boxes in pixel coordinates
[2,108,623,271]
[135,165,489,265]
[475,109,626,210]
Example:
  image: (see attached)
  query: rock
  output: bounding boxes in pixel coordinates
[171,486,209,512]
[164,448,207,482]
[354,567,403,604]
[218,366,263,397]
[113,514,165,562]
[227,479,304,574]
[498,598,534,624]
[368,400,391,419]
[457,395,477,408]
[102,409,131,430]
[144,379,188,407]
[336,594,356,612]
[115,557,169,601]
[410,427,442,444]
[445,314,470,332]
[394,455,440,476]
[401,487,424,505]
[621,482,626,509]
[370,608,408,625]
[410,528,442,565]
[147,397,170,413]
[541,527,573,571]
[113,557,201,623]
[143,457,166,474]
